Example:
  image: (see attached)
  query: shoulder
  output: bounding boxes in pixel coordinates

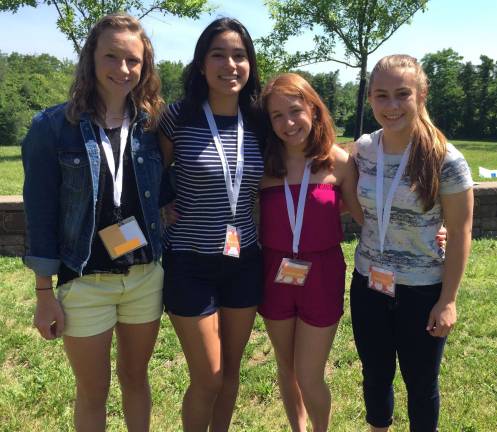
[440,142,473,192]
[331,143,350,163]
[260,175,282,190]
[355,130,381,153]
[26,102,70,142]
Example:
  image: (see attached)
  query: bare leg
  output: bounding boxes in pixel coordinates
[170,313,222,432]
[115,320,160,432]
[371,427,389,432]
[294,319,338,432]
[210,306,257,432]
[264,317,307,432]
[63,329,114,432]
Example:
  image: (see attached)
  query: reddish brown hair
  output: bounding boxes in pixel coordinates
[261,73,336,177]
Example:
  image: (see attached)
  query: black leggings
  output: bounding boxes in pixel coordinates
[350,270,446,431]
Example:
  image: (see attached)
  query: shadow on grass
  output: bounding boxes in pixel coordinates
[0,155,22,162]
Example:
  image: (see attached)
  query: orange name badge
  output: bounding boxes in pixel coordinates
[98,216,147,260]
[368,265,396,297]
[223,224,241,258]
[275,258,312,286]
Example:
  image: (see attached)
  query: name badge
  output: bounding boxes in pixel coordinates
[368,265,395,297]
[223,224,241,258]
[275,258,312,286]
[98,216,147,260]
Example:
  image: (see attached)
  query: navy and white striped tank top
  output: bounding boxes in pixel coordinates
[160,102,264,254]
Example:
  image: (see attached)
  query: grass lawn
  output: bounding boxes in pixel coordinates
[0,146,23,195]
[1,239,496,431]
[2,139,496,196]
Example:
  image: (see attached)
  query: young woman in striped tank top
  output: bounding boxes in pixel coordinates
[158,18,264,431]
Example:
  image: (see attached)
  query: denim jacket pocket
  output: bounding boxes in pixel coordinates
[59,151,91,192]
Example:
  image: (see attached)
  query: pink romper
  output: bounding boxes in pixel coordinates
[258,183,346,327]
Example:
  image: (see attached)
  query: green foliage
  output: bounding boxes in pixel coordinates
[0,52,72,145]
[1,239,496,430]
[157,60,184,104]
[257,0,428,138]
[0,0,213,53]
[423,50,497,140]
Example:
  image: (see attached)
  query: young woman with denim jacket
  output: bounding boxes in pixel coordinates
[22,14,166,432]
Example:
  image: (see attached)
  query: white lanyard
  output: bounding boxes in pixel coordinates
[375,133,411,254]
[99,115,130,207]
[202,102,244,218]
[284,161,311,255]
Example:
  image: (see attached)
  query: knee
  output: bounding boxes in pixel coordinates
[75,379,110,407]
[117,363,148,392]
[191,370,224,398]
[295,370,326,397]
[276,358,297,382]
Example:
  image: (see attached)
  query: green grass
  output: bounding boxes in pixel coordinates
[451,140,497,182]
[0,146,23,195]
[1,139,495,196]
[1,239,496,431]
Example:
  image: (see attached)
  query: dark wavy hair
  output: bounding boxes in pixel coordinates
[66,13,163,130]
[178,17,261,123]
[261,73,336,178]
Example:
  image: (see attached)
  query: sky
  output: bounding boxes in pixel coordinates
[0,0,496,84]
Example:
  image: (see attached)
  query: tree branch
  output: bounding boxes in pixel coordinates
[368,2,426,55]
[52,0,81,53]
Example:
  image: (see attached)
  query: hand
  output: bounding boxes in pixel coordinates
[161,200,179,226]
[436,225,447,249]
[426,300,456,338]
[34,290,65,339]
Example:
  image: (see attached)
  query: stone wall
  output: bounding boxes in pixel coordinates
[1,183,496,256]
[0,196,25,256]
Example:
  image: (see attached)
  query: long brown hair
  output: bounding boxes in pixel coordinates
[369,54,447,211]
[261,73,336,177]
[66,13,163,130]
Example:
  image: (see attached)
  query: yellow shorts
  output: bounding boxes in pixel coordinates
[57,262,164,337]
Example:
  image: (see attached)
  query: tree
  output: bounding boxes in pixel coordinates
[1,0,213,54]
[458,62,478,138]
[157,60,185,103]
[257,0,427,139]
[476,55,495,138]
[422,49,464,138]
[0,53,72,145]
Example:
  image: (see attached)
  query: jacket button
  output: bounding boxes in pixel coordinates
[144,190,151,198]
[137,156,144,164]
[74,158,80,165]
[151,223,156,230]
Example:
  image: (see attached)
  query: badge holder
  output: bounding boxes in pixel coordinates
[223,224,241,258]
[98,216,147,260]
[368,265,396,297]
[275,257,312,286]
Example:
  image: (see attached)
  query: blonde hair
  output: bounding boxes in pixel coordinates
[66,13,163,130]
[261,73,336,177]
[369,54,447,212]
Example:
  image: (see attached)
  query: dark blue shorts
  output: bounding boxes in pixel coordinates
[163,244,263,317]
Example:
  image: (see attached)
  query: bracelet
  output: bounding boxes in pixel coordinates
[35,286,53,291]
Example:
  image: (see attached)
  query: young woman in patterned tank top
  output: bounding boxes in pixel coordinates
[350,55,473,431]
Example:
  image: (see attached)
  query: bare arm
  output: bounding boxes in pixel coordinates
[426,188,473,337]
[340,154,364,225]
[158,131,174,167]
[33,274,65,340]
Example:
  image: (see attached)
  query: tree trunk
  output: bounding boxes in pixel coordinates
[353,57,368,140]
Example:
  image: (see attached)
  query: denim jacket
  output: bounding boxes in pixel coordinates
[22,103,167,276]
